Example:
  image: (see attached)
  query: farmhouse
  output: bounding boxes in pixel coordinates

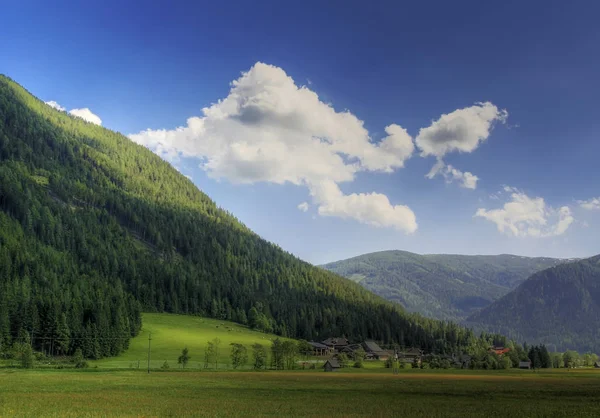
[308,341,332,356]
[398,347,424,365]
[595,362,600,369]
[519,361,531,369]
[490,346,511,356]
[340,344,364,358]
[362,341,391,361]
[322,337,349,352]
[323,359,341,372]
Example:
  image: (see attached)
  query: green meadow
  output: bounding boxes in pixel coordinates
[2,369,600,417]
[92,313,293,369]
[3,314,600,416]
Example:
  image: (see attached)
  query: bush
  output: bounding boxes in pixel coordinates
[353,360,364,368]
[14,343,34,369]
[161,360,170,369]
[73,348,88,369]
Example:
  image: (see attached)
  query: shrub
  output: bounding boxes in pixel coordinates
[73,348,88,369]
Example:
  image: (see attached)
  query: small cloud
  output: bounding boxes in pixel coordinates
[417,102,506,189]
[69,108,102,125]
[578,197,600,211]
[45,101,102,125]
[416,102,507,159]
[297,202,309,212]
[475,187,574,238]
[426,161,478,189]
[45,101,66,111]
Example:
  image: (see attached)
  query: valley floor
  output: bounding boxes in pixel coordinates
[1,368,600,417]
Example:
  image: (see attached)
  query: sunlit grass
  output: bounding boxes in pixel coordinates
[92,313,293,369]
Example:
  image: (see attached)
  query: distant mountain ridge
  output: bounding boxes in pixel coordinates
[466,255,600,352]
[321,250,567,321]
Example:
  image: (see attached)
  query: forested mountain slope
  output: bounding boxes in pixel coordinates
[466,255,600,353]
[0,75,489,358]
[322,251,564,321]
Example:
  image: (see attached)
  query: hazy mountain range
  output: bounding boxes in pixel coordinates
[321,250,569,321]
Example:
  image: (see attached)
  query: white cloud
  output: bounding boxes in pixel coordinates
[578,197,600,210]
[69,108,102,125]
[45,101,66,111]
[426,160,478,189]
[475,188,574,237]
[416,102,507,158]
[309,181,417,233]
[297,202,309,212]
[416,102,507,189]
[45,101,102,125]
[129,62,417,232]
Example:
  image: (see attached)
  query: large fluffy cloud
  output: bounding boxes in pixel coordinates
[578,197,600,210]
[129,62,417,233]
[416,102,507,189]
[475,187,574,237]
[45,101,102,125]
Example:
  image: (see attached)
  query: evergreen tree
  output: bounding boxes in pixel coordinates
[56,313,70,355]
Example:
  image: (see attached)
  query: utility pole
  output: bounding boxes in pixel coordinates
[147,332,152,374]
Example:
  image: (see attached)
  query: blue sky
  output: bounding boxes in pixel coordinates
[3,0,599,263]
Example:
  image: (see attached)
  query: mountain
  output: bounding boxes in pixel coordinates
[0,75,490,358]
[321,250,565,321]
[467,255,600,353]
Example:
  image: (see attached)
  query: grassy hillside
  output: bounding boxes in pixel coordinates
[322,250,564,321]
[467,255,600,352]
[94,313,290,369]
[0,74,492,357]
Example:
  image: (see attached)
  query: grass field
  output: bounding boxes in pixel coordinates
[2,368,600,417]
[92,313,292,369]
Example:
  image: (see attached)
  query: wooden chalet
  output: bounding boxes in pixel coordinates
[322,337,349,352]
[398,347,424,364]
[323,359,341,372]
[340,343,363,358]
[362,341,391,361]
[308,341,332,356]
